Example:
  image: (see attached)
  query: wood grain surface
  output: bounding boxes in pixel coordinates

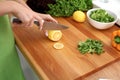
[12,17,120,80]
[84,60,120,80]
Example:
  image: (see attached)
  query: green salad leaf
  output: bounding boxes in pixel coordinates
[78,39,104,55]
[90,9,115,23]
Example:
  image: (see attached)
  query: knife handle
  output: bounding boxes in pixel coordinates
[12,18,40,26]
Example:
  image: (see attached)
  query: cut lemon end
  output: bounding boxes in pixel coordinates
[48,30,62,41]
[53,43,64,49]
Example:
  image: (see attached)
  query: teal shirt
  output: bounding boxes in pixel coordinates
[0,15,25,80]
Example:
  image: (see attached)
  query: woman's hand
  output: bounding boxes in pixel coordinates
[0,0,57,29]
[1,1,56,30]
[11,1,57,28]
[36,13,58,30]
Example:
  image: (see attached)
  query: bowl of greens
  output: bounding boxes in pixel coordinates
[87,8,118,29]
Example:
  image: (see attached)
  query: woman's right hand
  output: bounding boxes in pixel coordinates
[10,1,38,27]
[10,1,57,28]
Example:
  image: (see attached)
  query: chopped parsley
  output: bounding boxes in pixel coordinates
[78,39,104,55]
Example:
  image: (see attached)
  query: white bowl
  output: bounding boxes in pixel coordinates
[87,8,118,29]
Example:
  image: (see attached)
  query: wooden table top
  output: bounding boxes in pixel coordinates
[12,17,120,80]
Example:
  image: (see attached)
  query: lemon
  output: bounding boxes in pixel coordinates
[53,42,64,49]
[47,30,62,41]
[72,10,86,22]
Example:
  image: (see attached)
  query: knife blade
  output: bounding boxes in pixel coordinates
[12,18,69,30]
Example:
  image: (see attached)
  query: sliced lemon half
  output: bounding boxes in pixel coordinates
[53,42,64,49]
[47,30,62,41]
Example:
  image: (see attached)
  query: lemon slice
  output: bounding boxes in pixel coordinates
[73,10,86,22]
[53,43,64,49]
[47,30,62,41]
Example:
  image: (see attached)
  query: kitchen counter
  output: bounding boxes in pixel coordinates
[12,17,120,80]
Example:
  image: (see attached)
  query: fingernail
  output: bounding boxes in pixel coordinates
[42,20,44,23]
[40,20,44,31]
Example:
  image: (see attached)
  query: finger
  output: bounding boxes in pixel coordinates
[26,18,34,27]
[39,20,44,31]
[21,18,30,27]
[46,14,58,23]
[44,30,48,36]
[40,14,58,23]
[24,22,30,27]
[21,22,28,27]
[35,16,44,31]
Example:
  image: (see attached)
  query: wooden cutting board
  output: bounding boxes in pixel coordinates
[12,17,120,80]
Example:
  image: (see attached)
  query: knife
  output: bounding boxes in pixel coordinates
[12,18,69,30]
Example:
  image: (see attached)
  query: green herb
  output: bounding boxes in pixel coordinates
[78,39,104,55]
[90,9,114,23]
[46,0,93,17]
